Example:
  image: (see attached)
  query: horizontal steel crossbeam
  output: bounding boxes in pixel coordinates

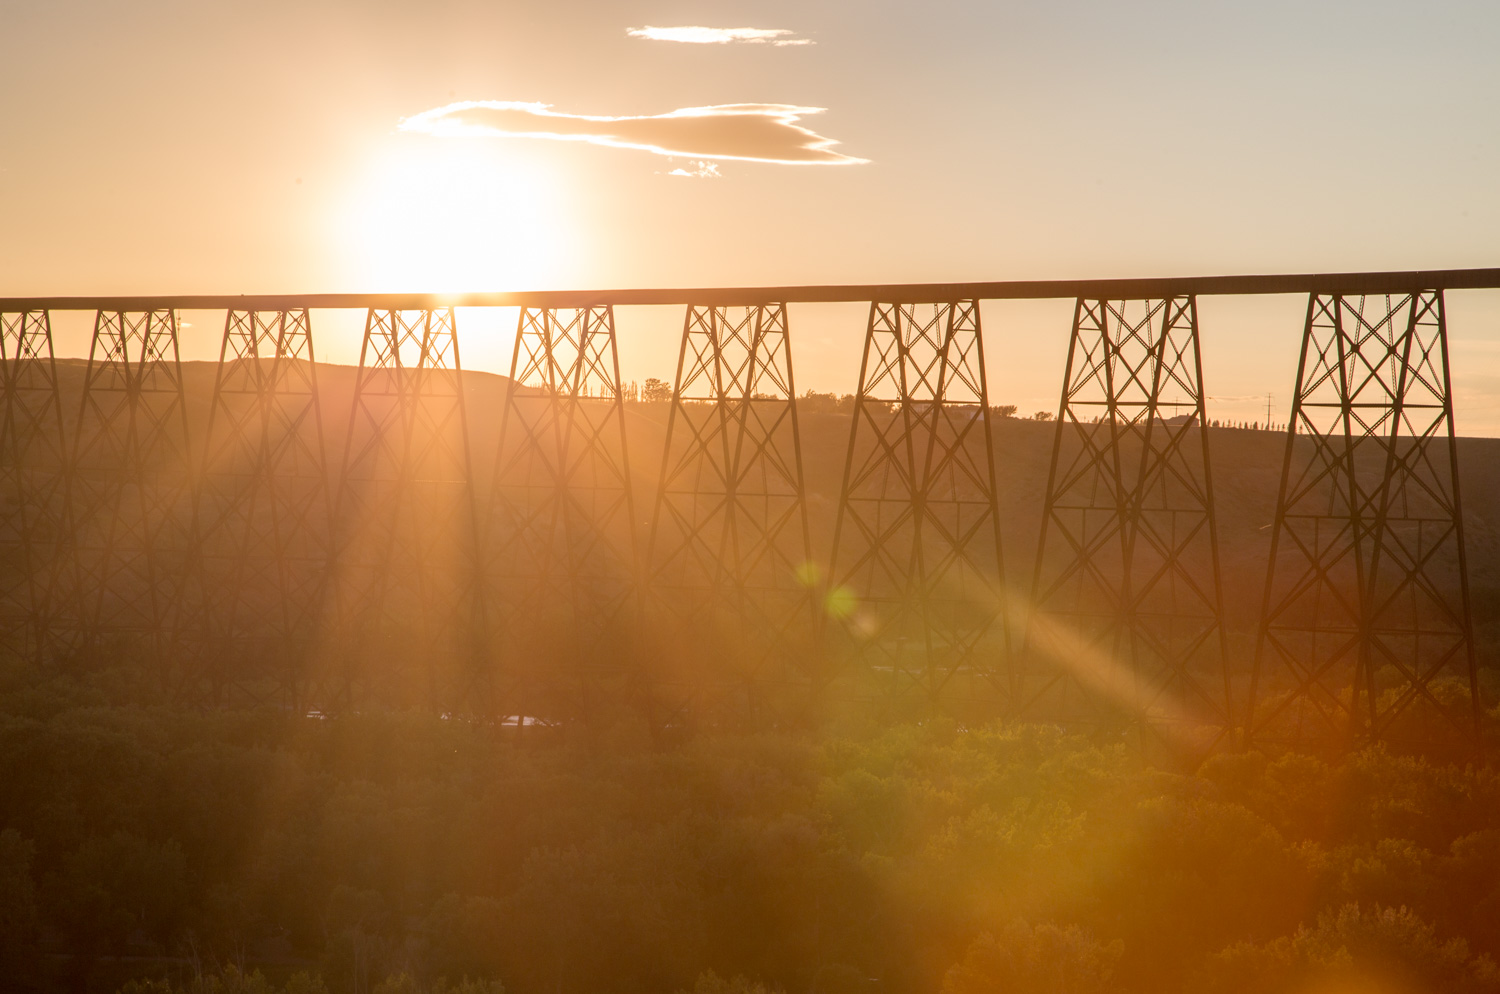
[7,268,1500,313]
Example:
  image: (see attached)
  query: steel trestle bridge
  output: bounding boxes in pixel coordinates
[1,269,1492,752]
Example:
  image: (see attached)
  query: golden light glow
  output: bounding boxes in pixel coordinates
[341,140,567,293]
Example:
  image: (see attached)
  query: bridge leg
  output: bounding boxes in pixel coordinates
[1023,297,1230,751]
[327,308,483,712]
[61,310,194,676]
[828,300,1007,717]
[646,303,815,725]
[1248,291,1480,752]
[181,309,333,708]
[0,311,69,659]
[485,305,640,727]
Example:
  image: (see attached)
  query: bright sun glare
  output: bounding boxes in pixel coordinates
[343,140,567,293]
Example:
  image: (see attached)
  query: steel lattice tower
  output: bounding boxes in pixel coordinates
[646,303,814,720]
[61,309,194,660]
[1248,291,1479,750]
[181,309,333,705]
[0,311,69,657]
[1023,298,1230,745]
[828,301,1006,713]
[326,308,483,710]
[485,306,639,721]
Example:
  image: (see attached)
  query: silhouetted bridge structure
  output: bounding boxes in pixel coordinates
[2,269,1494,753]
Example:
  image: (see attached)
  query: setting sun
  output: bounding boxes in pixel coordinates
[343,139,567,293]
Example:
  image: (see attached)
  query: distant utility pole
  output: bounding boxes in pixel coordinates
[1266,392,1272,429]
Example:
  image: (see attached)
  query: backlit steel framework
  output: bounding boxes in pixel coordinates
[326,308,483,710]
[180,309,333,705]
[1023,298,1231,743]
[1248,291,1479,749]
[828,301,1006,712]
[0,268,1491,744]
[485,306,638,719]
[646,303,814,718]
[61,310,194,658]
[0,311,68,656]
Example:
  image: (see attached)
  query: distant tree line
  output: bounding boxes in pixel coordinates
[627,384,1291,434]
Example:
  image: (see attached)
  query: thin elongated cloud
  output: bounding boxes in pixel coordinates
[627,26,813,46]
[400,101,866,166]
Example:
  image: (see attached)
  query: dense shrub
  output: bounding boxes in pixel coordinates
[1,663,1498,993]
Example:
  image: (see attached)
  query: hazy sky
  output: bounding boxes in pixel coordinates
[5,0,1500,427]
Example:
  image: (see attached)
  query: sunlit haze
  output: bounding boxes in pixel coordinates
[6,0,1500,430]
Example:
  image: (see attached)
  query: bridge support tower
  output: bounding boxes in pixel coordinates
[182,308,333,706]
[1248,291,1480,752]
[485,305,639,724]
[646,303,815,724]
[326,308,483,711]
[0,311,70,658]
[828,300,1007,717]
[59,310,194,673]
[1023,297,1230,751]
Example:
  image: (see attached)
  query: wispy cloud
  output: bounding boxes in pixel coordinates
[400,101,866,166]
[666,161,721,179]
[627,26,813,46]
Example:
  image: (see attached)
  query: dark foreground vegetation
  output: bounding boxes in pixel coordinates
[3,661,1500,994]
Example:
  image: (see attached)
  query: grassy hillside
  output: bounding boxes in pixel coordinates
[22,357,1500,663]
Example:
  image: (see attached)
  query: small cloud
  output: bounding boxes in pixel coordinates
[400,101,866,166]
[627,25,814,46]
[665,161,721,178]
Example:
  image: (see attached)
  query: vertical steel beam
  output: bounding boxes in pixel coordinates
[1023,298,1230,747]
[61,310,194,665]
[1248,291,1479,750]
[827,301,1006,714]
[326,308,483,711]
[180,309,333,706]
[484,305,639,722]
[646,303,815,722]
[0,311,69,657]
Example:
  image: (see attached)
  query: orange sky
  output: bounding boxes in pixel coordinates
[6,0,1500,429]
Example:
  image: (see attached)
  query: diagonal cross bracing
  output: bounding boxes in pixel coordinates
[646,303,815,720]
[59,310,195,659]
[0,311,70,657]
[485,306,639,720]
[326,308,483,711]
[180,309,333,705]
[1248,291,1479,750]
[1023,298,1230,746]
[828,301,1007,712]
